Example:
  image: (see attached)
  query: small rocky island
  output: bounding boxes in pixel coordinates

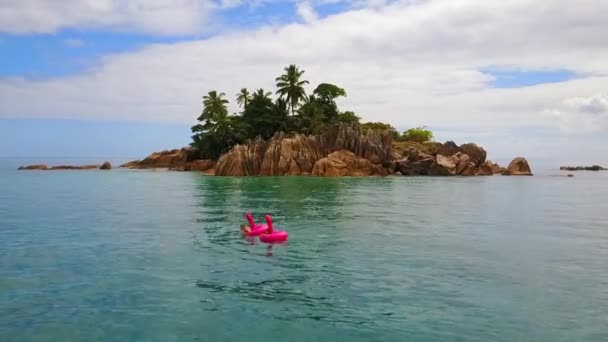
[560,165,606,171]
[19,125,533,177]
[18,66,534,177]
[18,162,112,170]
[117,124,532,177]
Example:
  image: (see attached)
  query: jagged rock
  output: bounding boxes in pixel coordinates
[121,147,199,169]
[459,143,487,165]
[398,158,435,176]
[434,153,475,176]
[503,157,533,176]
[483,161,504,174]
[171,159,216,172]
[18,164,48,170]
[476,161,494,176]
[436,154,458,175]
[428,161,452,176]
[437,141,460,158]
[455,154,472,175]
[259,133,324,176]
[215,137,268,176]
[311,151,387,177]
[185,160,215,172]
[215,124,392,176]
[100,162,112,170]
[460,162,478,176]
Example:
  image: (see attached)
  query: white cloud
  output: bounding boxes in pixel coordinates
[547,93,608,133]
[297,1,318,23]
[1,0,608,161]
[0,0,220,35]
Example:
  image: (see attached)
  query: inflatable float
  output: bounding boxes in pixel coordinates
[245,212,269,237]
[259,214,288,243]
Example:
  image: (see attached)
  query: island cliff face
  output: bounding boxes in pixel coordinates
[214,124,392,176]
[210,124,531,177]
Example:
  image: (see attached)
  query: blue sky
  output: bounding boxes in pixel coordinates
[1,0,607,164]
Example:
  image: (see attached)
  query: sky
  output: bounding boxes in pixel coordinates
[1,0,607,166]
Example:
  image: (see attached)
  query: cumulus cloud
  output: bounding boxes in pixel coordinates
[547,93,608,133]
[0,0,220,35]
[0,0,607,141]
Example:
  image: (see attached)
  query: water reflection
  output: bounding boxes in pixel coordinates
[188,176,387,326]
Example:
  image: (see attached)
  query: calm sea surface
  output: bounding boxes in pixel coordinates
[1,165,607,341]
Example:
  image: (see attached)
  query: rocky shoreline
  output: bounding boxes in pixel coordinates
[18,124,533,177]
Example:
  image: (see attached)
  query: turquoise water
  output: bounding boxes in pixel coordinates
[1,168,607,341]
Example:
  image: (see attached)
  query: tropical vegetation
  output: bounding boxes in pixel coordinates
[191,65,433,159]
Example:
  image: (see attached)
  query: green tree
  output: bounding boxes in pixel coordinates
[241,88,279,139]
[360,122,396,132]
[275,64,309,116]
[198,91,229,123]
[192,91,244,159]
[400,127,434,143]
[272,98,293,133]
[235,88,252,110]
[312,83,347,122]
[297,95,326,135]
[336,111,361,124]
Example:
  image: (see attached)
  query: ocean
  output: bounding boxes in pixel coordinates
[1,163,607,341]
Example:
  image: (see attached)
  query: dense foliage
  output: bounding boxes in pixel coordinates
[191,65,433,159]
[399,127,434,143]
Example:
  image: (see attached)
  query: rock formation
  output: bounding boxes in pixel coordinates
[215,124,393,176]
[100,161,112,170]
[392,141,500,176]
[503,157,533,176]
[18,164,49,170]
[560,165,606,171]
[19,164,100,170]
[18,124,531,178]
[311,151,387,177]
[121,148,200,169]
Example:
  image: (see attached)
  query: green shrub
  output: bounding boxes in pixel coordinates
[400,127,434,143]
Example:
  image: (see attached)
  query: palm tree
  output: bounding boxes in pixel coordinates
[297,95,325,135]
[275,64,309,116]
[235,88,251,110]
[253,88,272,100]
[273,98,290,132]
[198,91,229,123]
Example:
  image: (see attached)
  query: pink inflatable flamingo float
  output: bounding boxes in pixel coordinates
[244,212,269,237]
[259,214,288,243]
